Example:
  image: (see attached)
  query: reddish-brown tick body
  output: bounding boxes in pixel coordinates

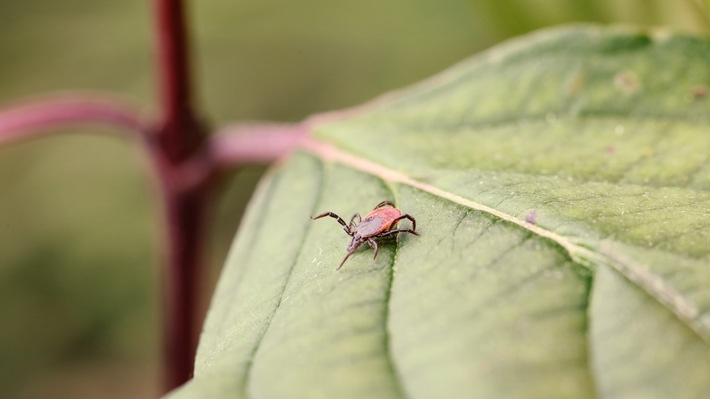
[311,201,419,270]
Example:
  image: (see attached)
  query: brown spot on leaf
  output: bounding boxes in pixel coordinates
[691,85,708,99]
[567,73,586,96]
[613,71,640,93]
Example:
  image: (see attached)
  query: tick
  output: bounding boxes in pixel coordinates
[311,201,419,270]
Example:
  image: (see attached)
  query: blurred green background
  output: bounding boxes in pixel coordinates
[0,1,706,398]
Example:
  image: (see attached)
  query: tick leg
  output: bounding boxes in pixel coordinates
[377,228,420,238]
[374,201,395,210]
[349,213,361,231]
[367,238,379,260]
[391,214,417,232]
[311,212,352,235]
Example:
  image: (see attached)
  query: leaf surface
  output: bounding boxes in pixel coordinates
[169,25,710,399]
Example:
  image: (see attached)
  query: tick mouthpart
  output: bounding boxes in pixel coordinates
[337,251,355,270]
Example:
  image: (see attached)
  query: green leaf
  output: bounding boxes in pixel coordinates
[169,25,710,399]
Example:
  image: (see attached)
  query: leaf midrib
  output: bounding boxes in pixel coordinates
[303,137,710,347]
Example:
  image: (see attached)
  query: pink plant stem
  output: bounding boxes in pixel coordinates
[0,96,149,144]
[209,109,358,169]
[154,0,207,391]
[211,122,311,168]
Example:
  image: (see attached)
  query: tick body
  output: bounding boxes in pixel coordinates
[311,201,419,270]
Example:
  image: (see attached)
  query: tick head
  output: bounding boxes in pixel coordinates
[347,236,363,253]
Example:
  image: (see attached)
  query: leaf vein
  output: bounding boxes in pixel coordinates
[241,160,326,399]
[380,182,408,399]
